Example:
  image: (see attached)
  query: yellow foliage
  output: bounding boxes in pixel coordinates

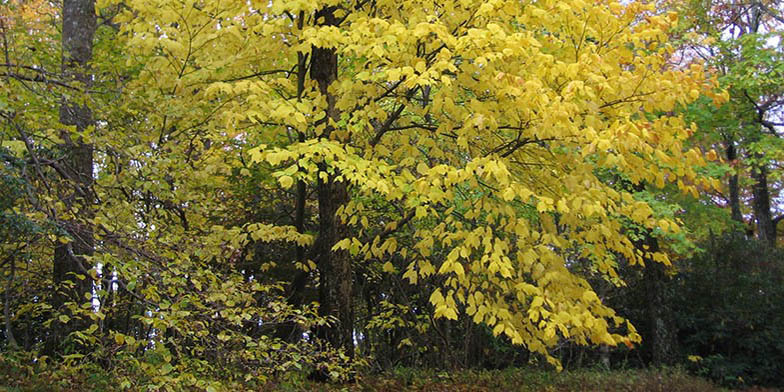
[118,0,713,367]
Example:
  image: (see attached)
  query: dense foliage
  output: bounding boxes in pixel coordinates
[0,0,782,390]
[674,235,784,387]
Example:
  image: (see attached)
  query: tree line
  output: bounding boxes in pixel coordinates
[0,0,782,389]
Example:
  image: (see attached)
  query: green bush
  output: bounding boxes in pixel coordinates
[673,235,784,387]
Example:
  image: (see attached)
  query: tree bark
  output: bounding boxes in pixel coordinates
[725,141,743,223]
[743,3,777,247]
[276,26,312,343]
[310,6,354,358]
[315,176,353,357]
[640,235,677,365]
[750,164,776,246]
[52,0,96,346]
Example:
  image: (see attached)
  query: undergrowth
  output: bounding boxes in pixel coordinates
[0,353,743,392]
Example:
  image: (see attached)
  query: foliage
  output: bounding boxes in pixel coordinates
[1,0,356,386]
[0,356,722,392]
[111,0,719,368]
[344,367,722,392]
[674,0,784,244]
[673,235,784,388]
[1,0,782,388]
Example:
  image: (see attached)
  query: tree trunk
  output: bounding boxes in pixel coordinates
[310,6,354,358]
[725,141,743,223]
[276,47,311,344]
[4,255,18,349]
[743,4,777,246]
[315,177,353,357]
[642,236,677,365]
[750,164,776,246]
[51,0,96,347]
[600,345,610,368]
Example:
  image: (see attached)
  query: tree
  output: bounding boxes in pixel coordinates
[677,0,784,245]
[49,0,98,349]
[117,0,715,366]
[1,0,96,352]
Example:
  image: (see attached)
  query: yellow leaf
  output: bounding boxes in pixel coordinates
[454,262,465,278]
[429,289,444,305]
[382,261,395,273]
[502,187,515,201]
[416,162,429,175]
[279,175,294,189]
[415,60,426,74]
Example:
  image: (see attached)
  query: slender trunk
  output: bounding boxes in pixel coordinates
[725,141,743,223]
[750,164,776,246]
[294,15,308,272]
[277,30,311,343]
[310,6,354,358]
[4,256,18,349]
[51,0,96,349]
[600,345,610,368]
[463,316,471,368]
[744,4,776,246]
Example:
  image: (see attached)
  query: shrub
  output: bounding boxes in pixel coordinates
[672,235,784,387]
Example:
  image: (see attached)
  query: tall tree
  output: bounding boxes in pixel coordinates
[51,0,97,345]
[310,5,355,358]
[678,0,784,245]
[119,0,715,366]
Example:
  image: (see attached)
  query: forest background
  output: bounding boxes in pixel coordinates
[0,0,783,390]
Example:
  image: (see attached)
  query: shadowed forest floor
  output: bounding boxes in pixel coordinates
[3,356,782,392]
[260,368,762,392]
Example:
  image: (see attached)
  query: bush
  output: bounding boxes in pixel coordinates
[672,235,784,387]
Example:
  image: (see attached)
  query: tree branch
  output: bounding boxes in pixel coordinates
[0,71,80,90]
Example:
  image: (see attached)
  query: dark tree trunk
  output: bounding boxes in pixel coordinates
[4,255,18,349]
[725,141,743,223]
[743,6,777,246]
[750,164,776,246]
[641,236,677,365]
[315,177,353,357]
[51,0,96,347]
[626,181,676,365]
[310,6,354,358]
[275,34,312,344]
